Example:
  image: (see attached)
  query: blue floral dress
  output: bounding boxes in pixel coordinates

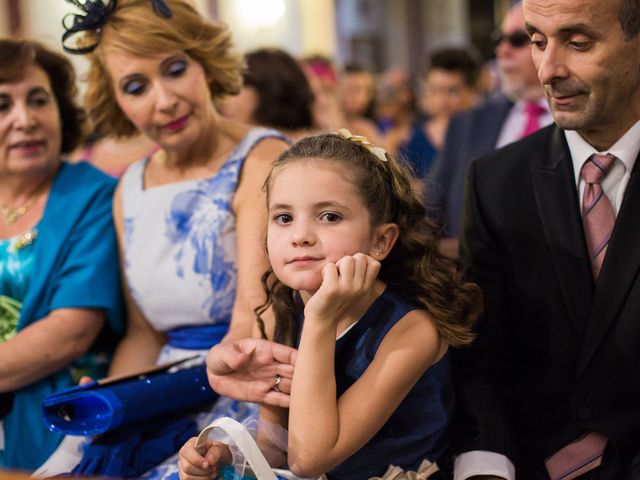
[121,128,285,479]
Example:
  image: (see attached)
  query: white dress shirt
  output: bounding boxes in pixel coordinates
[566,120,640,215]
[454,119,640,480]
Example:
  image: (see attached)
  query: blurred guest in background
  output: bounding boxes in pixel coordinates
[221,48,314,140]
[475,58,499,100]
[377,67,417,160]
[400,47,481,182]
[301,54,342,131]
[339,63,379,130]
[303,54,380,141]
[432,1,550,255]
[0,38,123,470]
[68,130,157,178]
[340,63,376,121]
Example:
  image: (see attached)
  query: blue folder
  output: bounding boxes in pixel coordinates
[42,359,218,436]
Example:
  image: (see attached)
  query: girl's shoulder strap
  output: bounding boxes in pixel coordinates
[334,287,424,380]
[351,288,422,360]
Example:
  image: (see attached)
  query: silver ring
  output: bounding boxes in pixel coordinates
[273,374,282,392]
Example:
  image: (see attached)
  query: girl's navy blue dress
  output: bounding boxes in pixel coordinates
[298,287,454,479]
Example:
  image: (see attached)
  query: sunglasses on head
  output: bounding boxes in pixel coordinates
[492,29,531,48]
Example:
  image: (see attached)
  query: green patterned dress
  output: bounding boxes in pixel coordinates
[0,229,37,463]
[0,229,37,342]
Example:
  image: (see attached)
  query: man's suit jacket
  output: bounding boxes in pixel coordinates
[454,124,640,478]
[432,94,513,236]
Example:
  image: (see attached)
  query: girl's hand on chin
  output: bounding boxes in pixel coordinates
[304,252,380,324]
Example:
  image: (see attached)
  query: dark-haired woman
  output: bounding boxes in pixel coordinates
[0,38,123,470]
[221,48,315,140]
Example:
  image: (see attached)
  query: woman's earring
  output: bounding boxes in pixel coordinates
[374,250,381,257]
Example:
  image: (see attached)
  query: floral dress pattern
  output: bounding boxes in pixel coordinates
[120,128,285,479]
[0,229,37,462]
[122,129,285,332]
[0,230,37,338]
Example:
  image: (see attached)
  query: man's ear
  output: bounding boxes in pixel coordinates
[371,223,400,260]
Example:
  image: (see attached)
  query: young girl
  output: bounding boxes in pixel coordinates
[179,130,481,479]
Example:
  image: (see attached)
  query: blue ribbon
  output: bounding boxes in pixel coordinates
[166,323,228,350]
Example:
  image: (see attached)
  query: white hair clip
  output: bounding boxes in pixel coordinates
[337,128,388,162]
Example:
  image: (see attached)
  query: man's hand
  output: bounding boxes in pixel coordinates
[206,338,296,407]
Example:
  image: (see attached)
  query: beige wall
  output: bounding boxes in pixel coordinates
[422,0,470,50]
[299,0,336,57]
[18,2,89,89]
[7,0,339,64]
[0,0,8,37]
[216,0,335,57]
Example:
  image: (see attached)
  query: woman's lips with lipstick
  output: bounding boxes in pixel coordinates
[10,139,45,154]
[162,114,190,131]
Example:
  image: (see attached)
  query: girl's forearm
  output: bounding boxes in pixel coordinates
[287,320,339,475]
[257,405,289,468]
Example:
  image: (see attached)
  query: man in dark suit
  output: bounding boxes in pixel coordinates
[432,2,551,254]
[453,0,640,479]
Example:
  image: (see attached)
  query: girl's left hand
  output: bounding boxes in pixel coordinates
[304,252,380,324]
[178,437,230,480]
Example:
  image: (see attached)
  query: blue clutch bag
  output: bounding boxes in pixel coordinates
[42,358,218,436]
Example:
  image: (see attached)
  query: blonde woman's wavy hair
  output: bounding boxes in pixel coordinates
[82,0,244,137]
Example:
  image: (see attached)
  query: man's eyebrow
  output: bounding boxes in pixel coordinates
[558,23,598,37]
[525,22,598,37]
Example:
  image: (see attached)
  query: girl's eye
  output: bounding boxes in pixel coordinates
[166,60,187,78]
[320,212,341,223]
[274,213,293,224]
[122,79,146,96]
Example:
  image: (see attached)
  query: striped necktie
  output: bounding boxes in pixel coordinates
[581,153,616,280]
[545,431,608,480]
[544,154,616,480]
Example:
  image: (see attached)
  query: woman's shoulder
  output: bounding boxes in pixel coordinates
[59,160,118,189]
[245,133,289,163]
[52,162,118,207]
[221,119,289,160]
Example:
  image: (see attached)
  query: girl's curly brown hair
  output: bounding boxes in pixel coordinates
[255,133,482,348]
